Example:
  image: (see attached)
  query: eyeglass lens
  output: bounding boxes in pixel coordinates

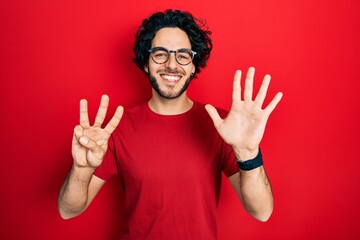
[150,48,193,65]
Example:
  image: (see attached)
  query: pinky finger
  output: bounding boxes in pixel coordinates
[264,92,283,116]
[73,125,84,142]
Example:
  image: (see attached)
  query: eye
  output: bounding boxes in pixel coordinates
[177,49,192,60]
[155,53,166,57]
[178,54,190,60]
[153,50,168,58]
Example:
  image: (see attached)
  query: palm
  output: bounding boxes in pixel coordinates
[206,67,282,151]
[72,95,123,168]
[72,127,110,167]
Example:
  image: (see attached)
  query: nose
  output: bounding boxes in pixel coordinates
[165,52,178,69]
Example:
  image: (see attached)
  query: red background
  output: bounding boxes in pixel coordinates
[1,0,360,239]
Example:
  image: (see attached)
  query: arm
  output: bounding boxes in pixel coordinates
[58,168,105,219]
[205,67,282,221]
[228,167,273,222]
[58,95,123,219]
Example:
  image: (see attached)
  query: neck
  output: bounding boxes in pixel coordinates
[148,92,193,115]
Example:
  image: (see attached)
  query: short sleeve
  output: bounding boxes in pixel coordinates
[215,107,239,177]
[221,142,239,177]
[93,133,118,181]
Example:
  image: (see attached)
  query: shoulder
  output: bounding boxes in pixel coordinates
[121,102,148,119]
[112,102,148,131]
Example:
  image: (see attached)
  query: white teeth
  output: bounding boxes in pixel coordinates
[162,75,181,82]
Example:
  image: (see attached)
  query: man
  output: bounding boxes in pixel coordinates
[58,9,283,239]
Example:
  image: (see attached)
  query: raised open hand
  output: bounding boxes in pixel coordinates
[72,95,123,168]
[205,67,283,159]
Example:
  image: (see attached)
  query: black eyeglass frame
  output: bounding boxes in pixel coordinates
[148,47,197,66]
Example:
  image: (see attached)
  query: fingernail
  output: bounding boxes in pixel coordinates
[79,137,89,145]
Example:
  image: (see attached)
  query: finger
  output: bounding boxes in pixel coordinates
[254,74,271,107]
[79,136,104,159]
[80,99,90,128]
[72,125,83,147]
[205,104,223,129]
[264,92,283,116]
[232,70,242,103]
[104,106,124,135]
[94,95,109,127]
[244,67,255,101]
[73,125,84,140]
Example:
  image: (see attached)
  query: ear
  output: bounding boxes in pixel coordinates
[191,64,195,75]
[144,64,149,73]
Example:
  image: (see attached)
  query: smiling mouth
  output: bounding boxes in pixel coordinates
[160,74,182,82]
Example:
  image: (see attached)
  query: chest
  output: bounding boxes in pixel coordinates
[114,117,224,188]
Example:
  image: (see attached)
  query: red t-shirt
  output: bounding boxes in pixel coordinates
[94,101,239,239]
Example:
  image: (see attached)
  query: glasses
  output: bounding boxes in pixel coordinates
[148,47,197,66]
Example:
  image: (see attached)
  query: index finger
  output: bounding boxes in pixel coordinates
[104,106,124,135]
[232,70,242,103]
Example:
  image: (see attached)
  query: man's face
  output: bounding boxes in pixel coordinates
[144,27,196,99]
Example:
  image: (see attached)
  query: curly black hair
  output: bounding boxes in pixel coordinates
[133,9,213,78]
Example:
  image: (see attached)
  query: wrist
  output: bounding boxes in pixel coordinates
[71,164,96,180]
[236,148,263,171]
[233,147,259,162]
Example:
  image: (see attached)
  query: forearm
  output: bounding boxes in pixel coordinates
[239,166,273,222]
[234,148,273,222]
[58,165,95,219]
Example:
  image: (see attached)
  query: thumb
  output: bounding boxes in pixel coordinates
[79,137,104,159]
[205,104,223,128]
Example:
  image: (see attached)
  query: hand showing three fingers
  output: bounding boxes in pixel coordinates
[205,67,283,159]
[72,95,124,169]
